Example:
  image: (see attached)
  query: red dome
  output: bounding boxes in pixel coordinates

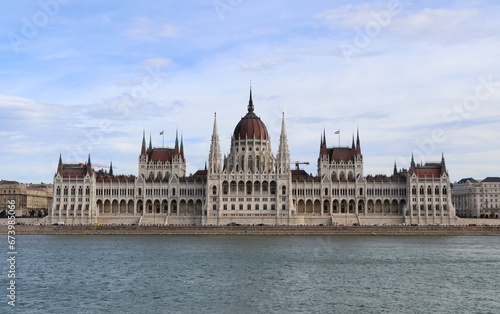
[233,90,269,140]
[233,114,269,140]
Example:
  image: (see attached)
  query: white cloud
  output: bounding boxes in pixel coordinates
[141,57,171,69]
[392,8,481,43]
[319,2,388,29]
[240,57,285,71]
[127,16,185,41]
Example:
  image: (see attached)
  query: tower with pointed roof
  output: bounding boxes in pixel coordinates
[208,113,222,174]
[224,87,274,174]
[276,113,290,175]
[205,87,287,225]
[317,130,363,181]
[138,130,186,180]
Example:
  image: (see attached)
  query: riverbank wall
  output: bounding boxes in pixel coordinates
[4,224,500,236]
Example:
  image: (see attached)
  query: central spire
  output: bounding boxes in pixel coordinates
[248,85,254,113]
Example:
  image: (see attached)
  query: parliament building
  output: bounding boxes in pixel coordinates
[50,90,457,225]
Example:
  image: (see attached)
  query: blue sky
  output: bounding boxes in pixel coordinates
[1,0,500,183]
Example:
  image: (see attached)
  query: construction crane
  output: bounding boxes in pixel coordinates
[292,161,309,170]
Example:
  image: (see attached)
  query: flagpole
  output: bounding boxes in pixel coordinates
[338,130,340,147]
[162,130,164,148]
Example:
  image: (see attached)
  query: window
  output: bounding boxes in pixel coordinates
[270,181,276,194]
[263,181,268,193]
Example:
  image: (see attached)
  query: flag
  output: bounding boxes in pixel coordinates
[160,131,164,135]
[334,130,340,134]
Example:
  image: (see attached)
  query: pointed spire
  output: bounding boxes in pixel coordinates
[248,85,254,113]
[441,152,447,176]
[351,134,355,149]
[148,133,152,150]
[57,153,63,175]
[355,128,361,155]
[320,132,328,157]
[204,161,207,171]
[87,154,92,176]
[109,161,113,176]
[208,113,222,174]
[180,134,184,159]
[213,113,219,136]
[277,112,290,174]
[174,129,179,155]
[411,152,415,169]
[393,161,397,175]
[141,129,147,156]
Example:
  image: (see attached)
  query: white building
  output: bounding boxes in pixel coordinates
[452,177,500,218]
[51,89,457,225]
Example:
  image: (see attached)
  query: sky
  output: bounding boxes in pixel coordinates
[1,0,500,184]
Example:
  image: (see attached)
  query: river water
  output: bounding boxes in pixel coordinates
[4,235,500,313]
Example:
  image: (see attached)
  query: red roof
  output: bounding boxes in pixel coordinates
[96,174,136,183]
[291,170,320,182]
[233,114,269,140]
[59,164,90,178]
[414,168,441,178]
[412,162,445,179]
[331,148,356,162]
[322,147,357,162]
[148,148,176,163]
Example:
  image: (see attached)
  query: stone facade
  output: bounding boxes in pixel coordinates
[452,177,500,218]
[0,180,52,217]
[50,90,457,225]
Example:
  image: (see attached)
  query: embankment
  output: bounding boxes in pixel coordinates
[4,225,500,236]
